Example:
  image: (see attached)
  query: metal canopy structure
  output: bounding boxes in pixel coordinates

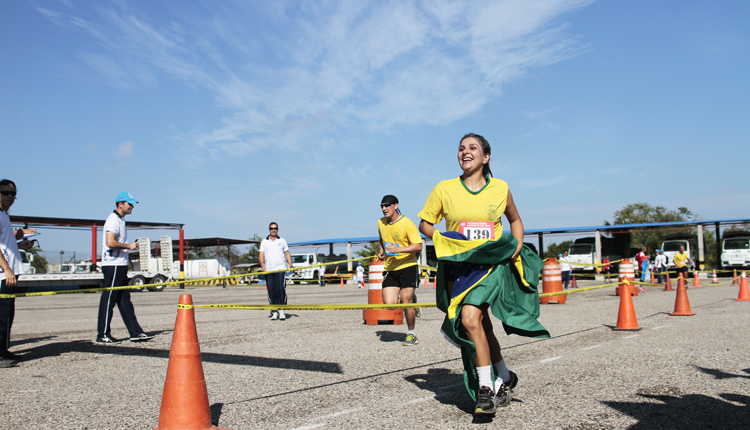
[172,237,259,248]
[10,215,183,230]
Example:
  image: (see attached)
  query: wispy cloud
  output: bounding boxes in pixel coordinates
[117,141,133,157]
[37,0,594,160]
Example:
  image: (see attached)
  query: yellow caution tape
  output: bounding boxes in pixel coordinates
[177,304,194,309]
[192,303,436,311]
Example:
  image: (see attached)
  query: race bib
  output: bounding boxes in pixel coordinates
[459,221,495,240]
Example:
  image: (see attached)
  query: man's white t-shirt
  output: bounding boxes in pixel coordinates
[259,237,289,271]
[0,211,23,281]
[559,256,572,272]
[356,265,364,281]
[654,254,667,269]
[101,211,129,267]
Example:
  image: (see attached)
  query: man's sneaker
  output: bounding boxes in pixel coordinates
[0,357,19,368]
[95,335,117,344]
[271,312,279,320]
[494,381,511,408]
[474,386,497,414]
[1,350,22,361]
[130,333,154,342]
[403,334,418,346]
[278,310,286,321]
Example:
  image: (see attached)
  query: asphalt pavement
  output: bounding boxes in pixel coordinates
[2,279,749,429]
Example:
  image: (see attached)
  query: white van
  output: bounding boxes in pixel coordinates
[721,232,750,270]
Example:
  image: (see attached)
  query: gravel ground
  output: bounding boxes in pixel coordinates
[1,280,749,429]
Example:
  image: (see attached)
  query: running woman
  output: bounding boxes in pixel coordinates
[418,133,549,415]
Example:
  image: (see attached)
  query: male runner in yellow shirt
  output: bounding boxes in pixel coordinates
[673,245,692,281]
[377,195,422,346]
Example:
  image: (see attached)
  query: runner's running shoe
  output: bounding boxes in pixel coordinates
[130,333,155,342]
[474,386,496,414]
[507,370,519,390]
[403,334,418,346]
[494,381,511,408]
[95,335,117,344]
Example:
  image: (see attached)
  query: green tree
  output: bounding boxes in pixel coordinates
[236,234,263,265]
[355,242,381,272]
[544,240,573,259]
[27,245,49,274]
[610,203,700,255]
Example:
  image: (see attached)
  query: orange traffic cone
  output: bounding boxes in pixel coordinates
[711,270,719,284]
[692,270,703,287]
[737,271,750,301]
[571,275,578,289]
[154,295,233,430]
[433,276,437,289]
[670,275,695,316]
[664,272,673,291]
[650,271,656,284]
[732,270,739,286]
[423,276,429,287]
[614,280,640,331]
[340,277,345,287]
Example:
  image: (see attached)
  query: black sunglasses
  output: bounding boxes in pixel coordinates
[380,203,392,208]
[269,227,278,230]
[0,190,16,197]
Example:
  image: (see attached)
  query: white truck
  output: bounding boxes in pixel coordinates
[661,234,696,269]
[720,231,750,270]
[288,253,351,283]
[567,237,624,272]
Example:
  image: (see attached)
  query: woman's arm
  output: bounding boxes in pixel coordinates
[419,220,436,240]
[504,190,524,259]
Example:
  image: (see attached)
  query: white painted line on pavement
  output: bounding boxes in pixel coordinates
[291,423,326,430]
[19,390,37,393]
[401,395,437,406]
[582,344,603,350]
[309,408,366,422]
[622,334,639,339]
[652,325,668,330]
[436,383,464,393]
[540,356,563,363]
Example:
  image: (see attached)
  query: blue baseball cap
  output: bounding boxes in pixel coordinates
[558,254,563,258]
[115,192,138,205]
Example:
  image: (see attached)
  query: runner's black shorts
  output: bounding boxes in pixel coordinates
[675,266,689,278]
[383,265,419,289]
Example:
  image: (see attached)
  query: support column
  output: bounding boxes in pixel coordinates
[346,242,353,272]
[216,239,221,275]
[538,233,544,257]
[179,229,185,289]
[697,224,705,271]
[715,222,721,270]
[595,230,602,269]
[91,225,97,272]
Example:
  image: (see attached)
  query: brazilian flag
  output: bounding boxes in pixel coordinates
[434,231,550,400]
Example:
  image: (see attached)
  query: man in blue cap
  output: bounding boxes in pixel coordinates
[96,192,154,343]
[654,249,667,284]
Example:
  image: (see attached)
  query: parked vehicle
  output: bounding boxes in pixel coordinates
[567,236,626,272]
[661,234,697,269]
[289,253,352,283]
[720,231,750,270]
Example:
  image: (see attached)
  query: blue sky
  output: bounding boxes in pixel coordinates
[2,0,749,259]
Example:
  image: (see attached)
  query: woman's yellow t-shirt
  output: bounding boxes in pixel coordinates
[418,177,508,239]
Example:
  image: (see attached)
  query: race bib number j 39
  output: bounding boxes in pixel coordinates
[459,221,495,240]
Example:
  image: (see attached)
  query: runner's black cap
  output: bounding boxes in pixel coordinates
[381,195,399,205]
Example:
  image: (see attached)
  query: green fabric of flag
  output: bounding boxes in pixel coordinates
[434,231,550,400]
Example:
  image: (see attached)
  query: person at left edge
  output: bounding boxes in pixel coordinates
[377,195,423,346]
[96,192,154,344]
[259,222,293,321]
[0,179,36,367]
